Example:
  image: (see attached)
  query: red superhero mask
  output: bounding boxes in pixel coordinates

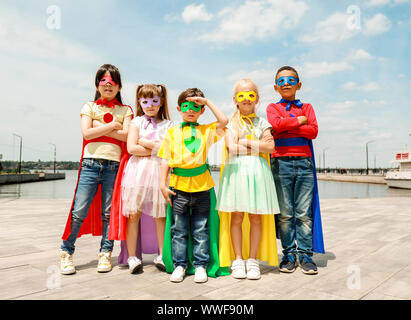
[99,75,118,86]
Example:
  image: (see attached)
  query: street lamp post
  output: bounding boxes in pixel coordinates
[13,134,22,174]
[49,143,56,174]
[322,147,330,172]
[366,140,375,175]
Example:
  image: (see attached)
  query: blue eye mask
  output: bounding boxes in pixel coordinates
[276,76,298,86]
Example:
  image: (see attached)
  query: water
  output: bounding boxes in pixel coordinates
[1,170,411,200]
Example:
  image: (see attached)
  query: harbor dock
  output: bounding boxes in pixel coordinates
[0,197,410,300]
[0,173,66,185]
[317,173,386,184]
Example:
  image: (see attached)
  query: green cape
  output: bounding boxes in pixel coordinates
[162,187,230,277]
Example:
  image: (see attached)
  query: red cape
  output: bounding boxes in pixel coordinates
[62,107,133,241]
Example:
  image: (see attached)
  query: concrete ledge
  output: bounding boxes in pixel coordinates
[317,174,386,185]
[0,173,65,185]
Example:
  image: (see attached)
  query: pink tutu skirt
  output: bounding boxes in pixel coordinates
[121,155,167,218]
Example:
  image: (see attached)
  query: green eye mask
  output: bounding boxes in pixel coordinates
[181,101,203,112]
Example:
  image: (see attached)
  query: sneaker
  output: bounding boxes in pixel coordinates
[127,256,142,274]
[170,266,185,283]
[299,255,318,275]
[60,250,76,275]
[194,266,208,283]
[97,251,112,273]
[279,253,297,273]
[246,258,261,280]
[231,259,246,279]
[153,255,166,272]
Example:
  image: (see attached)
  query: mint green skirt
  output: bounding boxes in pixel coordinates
[217,155,280,214]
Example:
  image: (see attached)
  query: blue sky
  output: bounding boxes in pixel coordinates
[1,0,410,168]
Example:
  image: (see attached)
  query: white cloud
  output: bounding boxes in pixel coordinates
[301,61,353,78]
[0,8,98,63]
[199,0,308,43]
[324,100,357,116]
[341,81,381,92]
[182,4,213,24]
[348,49,375,60]
[300,12,360,43]
[0,6,103,161]
[364,0,390,7]
[225,48,380,95]
[164,13,180,23]
[300,12,392,43]
[365,0,410,6]
[364,13,392,36]
[227,69,273,84]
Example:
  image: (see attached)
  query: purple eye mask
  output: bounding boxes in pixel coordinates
[139,96,161,108]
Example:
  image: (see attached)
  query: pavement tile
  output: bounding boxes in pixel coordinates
[1,198,410,300]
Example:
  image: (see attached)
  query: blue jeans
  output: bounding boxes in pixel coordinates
[61,158,119,255]
[171,189,210,269]
[271,157,314,257]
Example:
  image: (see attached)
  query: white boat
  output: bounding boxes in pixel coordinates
[385,149,411,189]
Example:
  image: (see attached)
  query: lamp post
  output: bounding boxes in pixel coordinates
[49,143,56,174]
[13,134,22,174]
[322,147,330,172]
[366,140,375,175]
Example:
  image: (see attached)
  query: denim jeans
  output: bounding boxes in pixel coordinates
[61,158,119,255]
[271,157,314,257]
[170,189,210,269]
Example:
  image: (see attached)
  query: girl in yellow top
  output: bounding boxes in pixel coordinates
[217,78,280,280]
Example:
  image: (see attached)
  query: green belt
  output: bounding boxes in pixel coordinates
[171,163,209,177]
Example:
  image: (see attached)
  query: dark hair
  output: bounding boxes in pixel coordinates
[135,84,170,120]
[94,64,123,104]
[177,88,205,106]
[275,66,300,81]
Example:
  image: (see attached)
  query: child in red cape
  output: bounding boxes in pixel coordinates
[60,64,133,275]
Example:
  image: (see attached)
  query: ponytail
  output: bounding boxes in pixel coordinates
[157,84,170,120]
[135,84,170,120]
[229,108,245,140]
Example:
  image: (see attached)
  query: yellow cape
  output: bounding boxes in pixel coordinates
[218,115,278,267]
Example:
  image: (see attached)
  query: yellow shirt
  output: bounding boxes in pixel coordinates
[158,122,223,192]
[80,101,134,162]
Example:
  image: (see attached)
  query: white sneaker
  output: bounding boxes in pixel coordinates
[60,250,76,275]
[231,259,246,279]
[170,266,185,283]
[153,255,166,271]
[246,258,261,280]
[127,256,142,274]
[97,251,112,273]
[194,266,208,283]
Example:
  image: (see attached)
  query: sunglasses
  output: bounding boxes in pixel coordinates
[236,91,257,102]
[139,96,161,108]
[276,76,298,86]
[181,101,203,112]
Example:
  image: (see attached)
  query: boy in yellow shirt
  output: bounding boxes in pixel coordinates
[158,88,229,283]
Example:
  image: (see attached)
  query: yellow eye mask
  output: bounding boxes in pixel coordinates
[236,91,257,102]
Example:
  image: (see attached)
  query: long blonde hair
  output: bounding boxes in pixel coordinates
[229,78,259,139]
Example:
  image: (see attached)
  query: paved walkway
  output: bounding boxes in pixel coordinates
[0,197,410,300]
